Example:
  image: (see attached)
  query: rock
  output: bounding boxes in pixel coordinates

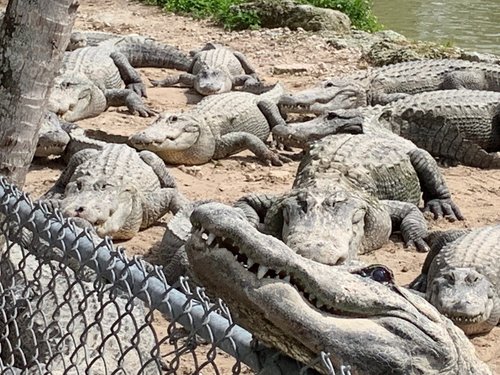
[230,0,351,33]
[272,63,314,75]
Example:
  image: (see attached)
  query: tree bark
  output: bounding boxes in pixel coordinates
[0,0,79,187]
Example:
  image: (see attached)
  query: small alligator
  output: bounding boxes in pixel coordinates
[129,84,290,166]
[278,59,500,114]
[410,226,500,336]
[274,90,500,168]
[151,42,261,96]
[41,143,188,240]
[235,132,462,265]
[48,35,192,122]
[184,202,492,375]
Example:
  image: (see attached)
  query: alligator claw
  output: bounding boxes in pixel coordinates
[406,238,430,253]
[424,198,464,222]
[127,83,148,98]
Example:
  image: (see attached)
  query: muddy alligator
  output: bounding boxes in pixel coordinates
[184,202,492,375]
[410,225,500,336]
[236,132,462,265]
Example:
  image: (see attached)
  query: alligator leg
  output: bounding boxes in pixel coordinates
[383,200,430,253]
[441,71,487,90]
[138,150,177,188]
[232,51,257,75]
[408,148,464,221]
[257,101,287,129]
[150,73,195,88]
[105,89,157,117]
[234,193,277,228]
[109,51,147,97]
[408,229,471,291]
[214,132,290,166]
[141,188,190,228]
[41,149,99,201]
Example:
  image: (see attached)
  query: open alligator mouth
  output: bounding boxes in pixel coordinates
[191,222,377,316]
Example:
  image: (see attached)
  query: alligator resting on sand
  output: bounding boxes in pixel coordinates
[278,59,500,114]
[185,202,492,375]
[410,225,500,336]
[236,131,462,265]
[273,90,500,169]
[151,42,261,96]
[129,84,290,166]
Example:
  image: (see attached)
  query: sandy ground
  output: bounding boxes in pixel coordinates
[15,0,500,373]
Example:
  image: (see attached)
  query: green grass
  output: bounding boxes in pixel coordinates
[145,0,382,32]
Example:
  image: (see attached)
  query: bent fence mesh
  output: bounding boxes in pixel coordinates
[0,177,351,375]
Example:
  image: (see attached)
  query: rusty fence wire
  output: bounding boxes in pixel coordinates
[0,177,351,375]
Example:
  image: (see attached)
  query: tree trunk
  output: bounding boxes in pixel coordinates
[0,0,79,187]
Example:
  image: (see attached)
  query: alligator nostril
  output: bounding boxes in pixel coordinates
[75,206,85,213]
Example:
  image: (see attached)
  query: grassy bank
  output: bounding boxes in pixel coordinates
[144,0,382,32]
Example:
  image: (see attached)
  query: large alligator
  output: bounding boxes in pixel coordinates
[184,202,492,375]
[410,225,500,336]
[273,90,500,168]
[129,84,290,166]
[48,35,192,122]
[151,42,261,96]
[278,59,500,114]
[235,131,462,265]
[41,143,188,240]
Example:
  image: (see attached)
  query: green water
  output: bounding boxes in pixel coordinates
[372,0,500,55]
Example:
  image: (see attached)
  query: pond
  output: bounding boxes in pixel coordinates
[372,0,500,55]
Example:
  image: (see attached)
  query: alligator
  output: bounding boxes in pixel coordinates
[41,143,188,240]
[278,59,500,114]
[410,225,500,336]
[273,90,500,168]
[184,202,492,375]
[235,132,462,265]
[150,42,261,96]
[129,84,290,166]
[48,35,192,122]
[0,240,162,373]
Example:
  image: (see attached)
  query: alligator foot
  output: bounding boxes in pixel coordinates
[424,198,464,222]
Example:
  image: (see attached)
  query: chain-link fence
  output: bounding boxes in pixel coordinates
[0,176,351,375]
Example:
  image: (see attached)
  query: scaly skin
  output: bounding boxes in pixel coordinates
[151,43,260,95]
[41,144,188,240]
[410,225,500,336]
[185,202,492,375]
[35,112,71,158]
[49,35,191,121]
[236,133,462,265]
[279,59,500,114]
[129,84,290,166]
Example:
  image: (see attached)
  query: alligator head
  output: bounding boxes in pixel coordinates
[48,72,107,122]
[59,176,143,240]
[35,112,71,158]
[272,110,364,149]
[185,203,491,375]
[278,78,368,114]
[426,267,499,336]
[67,31,88,51]
[194,63,233,96]
[129,113,215,165]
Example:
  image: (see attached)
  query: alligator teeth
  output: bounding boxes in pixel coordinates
[283,275,291,282]
[315,300,325,309]
[206,232,216,246]
[201,232,208,240]
[247,258,255,268]
[257,265,269,279]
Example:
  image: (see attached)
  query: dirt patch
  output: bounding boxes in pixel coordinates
[11,0,500,373]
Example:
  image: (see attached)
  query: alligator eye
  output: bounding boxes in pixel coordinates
[465,274,479,284]
[370,267,393,283]
[325,81,334,88]
[170,115,178,122]
[443,273,455,284]
[326,112,339,120]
